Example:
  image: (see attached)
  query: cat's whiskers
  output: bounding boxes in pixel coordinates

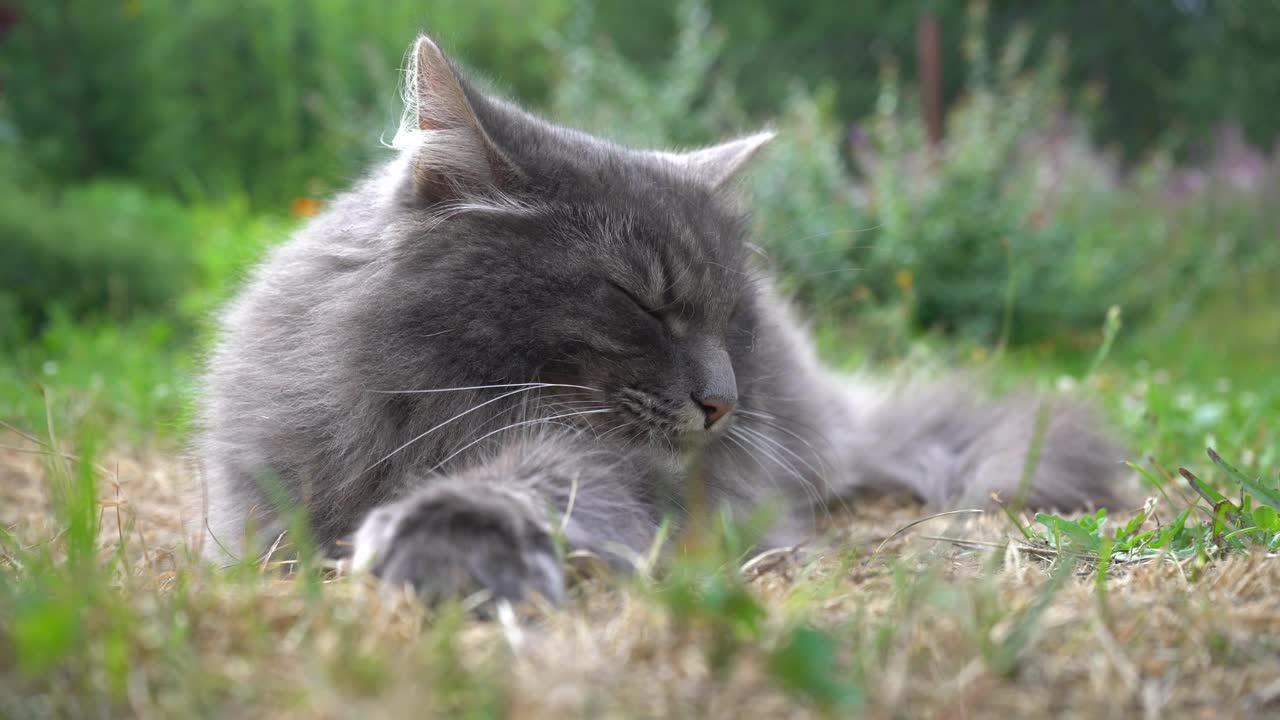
[725,426,827,530]
[737,422,824,484]
[429,408,613,475]
[429,391,605,451]
[726,427,807,495]
[366,381,600,395]
[543,401,615,435]
[537,392,612,413]
[733,425,828,513]
[539,399,610,411]
[737,409,852,516]
[737,409,839,462]
[735,425,825,483]
[596,418,641,442]
[721,432,813,527]
[479,392,597,423]
[359,384,600,475]
[603,417,652,450]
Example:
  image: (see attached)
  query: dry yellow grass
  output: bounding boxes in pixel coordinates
[3,433,1279,719]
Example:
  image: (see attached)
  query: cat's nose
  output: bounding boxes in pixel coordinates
[695,396,734,428]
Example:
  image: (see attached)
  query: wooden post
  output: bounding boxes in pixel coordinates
[917,11,943,147]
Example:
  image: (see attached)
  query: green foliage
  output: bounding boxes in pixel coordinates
[2,0,570,206]
[1209,447,1280,513]
[1178,0,1280,152]
[0,312,186,437]
[6,0,1280,209]
[1010,296,1280,562]
[554,3,1277,344]
[589,0,1280,157]
[1028,447,1280,563]
[0,179,195,338]
[650,508,772,673]
[645,507,867,711]
[0,430,509,718]
[746,88,869,312]
[549,0,745,147]
[849,20,1229,343]
[766,625,863,711]
[0,197,287,438]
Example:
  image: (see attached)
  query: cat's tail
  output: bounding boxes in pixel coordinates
[830,375,1132,511]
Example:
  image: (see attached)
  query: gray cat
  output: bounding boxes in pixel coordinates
[196,35,1127,603]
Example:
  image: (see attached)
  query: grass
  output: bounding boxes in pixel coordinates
[0,198,285,442]
[2,304,1278,717]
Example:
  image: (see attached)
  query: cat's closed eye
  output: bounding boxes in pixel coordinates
[609,282,664,324]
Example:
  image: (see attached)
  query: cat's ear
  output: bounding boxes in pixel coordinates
[403,35,518,202]
[658,130,776,189]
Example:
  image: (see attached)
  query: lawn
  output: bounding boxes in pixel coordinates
[2,297,1278,717]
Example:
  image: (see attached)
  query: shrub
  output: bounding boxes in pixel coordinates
[0,184,290,436]
[551,3,1277,346]
[842,25,1147,343]
[0,179,196,341]
[0,0,570,207]
[850,53,1277,343]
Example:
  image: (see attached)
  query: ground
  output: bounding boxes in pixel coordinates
[2,433,1277,719]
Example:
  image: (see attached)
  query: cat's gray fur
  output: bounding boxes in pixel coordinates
[195,36,1128,602]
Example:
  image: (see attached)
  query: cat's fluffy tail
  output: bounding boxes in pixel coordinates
[831,376,1131,511]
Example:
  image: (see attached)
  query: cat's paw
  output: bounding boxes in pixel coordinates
[351,483,563,606]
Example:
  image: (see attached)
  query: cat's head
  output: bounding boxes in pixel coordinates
[376,36,775,444]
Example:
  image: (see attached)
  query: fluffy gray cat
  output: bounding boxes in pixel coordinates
[196,35,1127,603]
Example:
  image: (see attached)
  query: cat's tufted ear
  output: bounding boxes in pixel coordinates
[403,35,519,202]
[657,130,776,189]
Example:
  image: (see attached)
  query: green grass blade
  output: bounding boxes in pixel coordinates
[1209,447,1280,511]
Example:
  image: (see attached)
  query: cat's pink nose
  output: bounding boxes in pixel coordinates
[697,397,734,428]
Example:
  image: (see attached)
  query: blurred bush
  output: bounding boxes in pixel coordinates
[7,0,1277,201]
[548,1,745,146]
[584,0,1280,162]
[550,2,1278,344]
[846,32,1278,343]
[845,29,1153,343]
[1,0,569,206]
[0,177,195,342]
[0,0,1275,352]
[0,186,290,434]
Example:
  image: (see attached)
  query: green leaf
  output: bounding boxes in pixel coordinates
[1118,507,1149,542]
[1149,508,1192,551]
[1180,466,1229,506]
[767,625,863,711]
[705,579,767,636]
[1035,513,1100,552]
[1210,448,1280,512]
[12,591,81,675]
[1253,505,1280,532]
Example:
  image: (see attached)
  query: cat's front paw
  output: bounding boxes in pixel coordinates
[352,483,563,606]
